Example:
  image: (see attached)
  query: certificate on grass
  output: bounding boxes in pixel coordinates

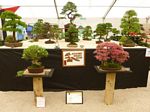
[62,49,85,67]
[66,91,83,104]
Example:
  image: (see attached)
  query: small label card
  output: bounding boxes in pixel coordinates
[66,91,83,104]
[36,97,45,108]
[145,48,150,57]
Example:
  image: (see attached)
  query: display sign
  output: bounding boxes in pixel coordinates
[145,48,150,57]
[66,91,83,104]
[62,49,85,67]
[36,97,45,108]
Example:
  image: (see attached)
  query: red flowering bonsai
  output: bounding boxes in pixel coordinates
[94,42,129,69]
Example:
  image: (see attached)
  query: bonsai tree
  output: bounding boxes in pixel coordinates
[60,1,81,42]
[94,23,106,43]
[120,10,141,36]
[60,1,81,24]
[110,28,121,41]
[65,24,78,47]
[32,19,44,39]
[45,24,61,44]
[22,45,48,73]
[0,11,26,46]
[82,26,93,40]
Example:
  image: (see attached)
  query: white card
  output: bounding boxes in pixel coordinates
[145,48,150,57]
[36,97,45,108]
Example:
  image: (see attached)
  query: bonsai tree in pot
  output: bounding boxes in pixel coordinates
[110,28,121,41]
[45,24,61,44]
[65,24,78,47]
[82,26,93,40]
[0,11,27,47]
[120,10,141,46]
[60,1,81,42]
[32,19,44,40]
[94,42,129,70]
[22,45,48,73]
[94,23,106,43]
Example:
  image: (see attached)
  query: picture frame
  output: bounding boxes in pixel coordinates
[62,49,85,67]
[66,91,83,104]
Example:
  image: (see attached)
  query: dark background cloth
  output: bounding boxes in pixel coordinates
[0,48,149,91]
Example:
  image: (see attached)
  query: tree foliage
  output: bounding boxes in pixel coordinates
[60,1,81,24]
[82,26,92,40]
[0,11,27,41]
[120,10,141,36]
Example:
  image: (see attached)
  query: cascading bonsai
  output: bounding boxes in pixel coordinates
[82,26,93,40]
[60,1,81,43]
[0,11,27,47]
[22,45,48,73]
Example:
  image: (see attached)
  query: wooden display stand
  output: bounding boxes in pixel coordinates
[23,69,54,106]
[95,66,131,105]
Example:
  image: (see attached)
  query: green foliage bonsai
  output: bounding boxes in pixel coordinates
[110,28,121,41]
[60,1,81,42]
[120,10,141,36]
[0,11,27,45]
[22,45,48,73]
[60,1,81,24]
[65,25,78,46]
[45,24,62,44]
[94,23,112,42]
[82,26,92,40]
[32,19,44,39]
[119,36,135,47]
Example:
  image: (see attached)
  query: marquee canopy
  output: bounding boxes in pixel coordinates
[0,0,150,18]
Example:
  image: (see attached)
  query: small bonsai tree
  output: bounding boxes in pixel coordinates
[94,23,106,43]
[82,26,92,40]
[120,10,141,36]
[65,25,78,46]
[22,45,48,73]
[0,11,27,43]
[110,28,120,41]
[60,1,81,24]
[45,24,61,44]
[32,19,44,39]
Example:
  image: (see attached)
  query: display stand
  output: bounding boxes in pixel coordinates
[23,69,54,106]
[95,66,131,105]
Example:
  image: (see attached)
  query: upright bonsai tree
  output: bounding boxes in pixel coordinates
[0,11,26,42]
[65,25,78,46]
[60,1,81,43]
[32,19,44,39]
[60,1,81,24]
[120,10,141,36]
[82,26,93,40]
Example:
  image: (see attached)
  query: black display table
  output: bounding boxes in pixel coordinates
[0,48,149,91]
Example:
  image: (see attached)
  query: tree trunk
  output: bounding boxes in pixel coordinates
[13,31,16,42]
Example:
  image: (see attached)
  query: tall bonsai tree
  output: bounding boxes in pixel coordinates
[0,11,26,42]
[60,1,81,24]
[120,10,141,36]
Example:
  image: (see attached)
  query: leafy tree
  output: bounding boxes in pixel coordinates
[82,26,92,40]
[120,10,141,36]
[65,25,78,45]
[112,28,120,37]
[0,11,26,42]
[94,23,112,41]
[60,1,81,24]
[32,19,44,38]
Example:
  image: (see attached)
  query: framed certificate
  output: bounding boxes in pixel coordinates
[62,49,85,67]
[66,91,83,104]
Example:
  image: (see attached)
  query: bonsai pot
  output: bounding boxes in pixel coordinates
[5,42,23,47]
[0,40,4,46]
[45,40,56,44]
[67,43,78,47]
[96,40,103,44]
[27,66,44,73]
[123,43,135,47]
